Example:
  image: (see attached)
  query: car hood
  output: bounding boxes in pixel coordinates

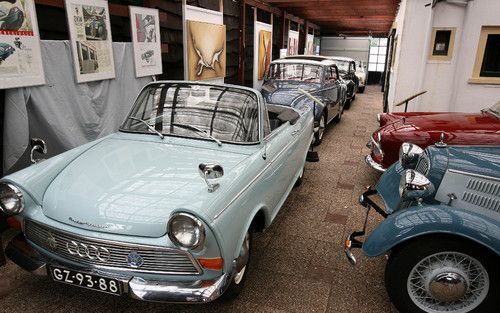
[42,136,249,237]
[384,112,499,132]
[262,81,320,106]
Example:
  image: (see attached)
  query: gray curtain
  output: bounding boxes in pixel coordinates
[3,40,153,173]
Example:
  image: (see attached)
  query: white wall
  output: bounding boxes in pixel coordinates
[388,0,500,113]
[320,37,370,63]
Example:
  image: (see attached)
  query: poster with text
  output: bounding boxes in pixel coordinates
[129,6,162,78]
[65,0,115,83]
[186,20,226,81]
[0,0,45,89]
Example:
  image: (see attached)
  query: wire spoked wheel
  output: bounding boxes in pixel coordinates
[407,251,489,313]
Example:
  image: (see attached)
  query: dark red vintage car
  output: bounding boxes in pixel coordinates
[366,102,500,171]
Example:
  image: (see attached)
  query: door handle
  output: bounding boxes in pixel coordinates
[292,130,299,136]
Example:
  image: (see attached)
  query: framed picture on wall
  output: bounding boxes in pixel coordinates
[64,0,115,83]
[0,0,45,89]
[129,6,162,78]
[186,20,226,81]
[258,30,272,80]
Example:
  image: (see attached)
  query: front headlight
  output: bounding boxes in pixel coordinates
[399,142,424,169]
[0,183,24,215]
[399,169,434,199]
[167,212,205,249]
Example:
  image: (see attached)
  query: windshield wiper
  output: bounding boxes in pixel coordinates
[127,116,164,139]
[172,123,222,146]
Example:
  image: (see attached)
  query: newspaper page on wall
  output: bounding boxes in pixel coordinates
[0,0,45,89]
[65,0,115,83]
[129,6,162,78]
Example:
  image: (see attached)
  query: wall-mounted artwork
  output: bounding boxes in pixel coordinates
[306,34,315,55]
[258,30,272,80]
[288,30,299,56]
[186,20,226,81]
[130,6,162,78]
[0,0,45,89]
[65,0,115,83]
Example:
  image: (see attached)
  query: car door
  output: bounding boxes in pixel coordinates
[260,114,301,215]
[324,66,339,121]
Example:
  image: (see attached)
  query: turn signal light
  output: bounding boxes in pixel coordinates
[197,257,223,270]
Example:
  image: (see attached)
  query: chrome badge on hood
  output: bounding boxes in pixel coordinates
[69,217,110,229]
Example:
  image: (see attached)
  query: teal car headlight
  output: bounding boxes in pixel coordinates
[399,169,434,200]
[399,142,424,170]
[167,212,205,249]
[0,182,24,215]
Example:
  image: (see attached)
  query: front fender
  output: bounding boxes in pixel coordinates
[363,205,500,257]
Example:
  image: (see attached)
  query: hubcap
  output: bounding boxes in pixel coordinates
[429,272,467,302]
[318,116,325,139]
[407,252,489,313]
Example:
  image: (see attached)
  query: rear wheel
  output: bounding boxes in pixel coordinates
[385,236,498,313]
[294,165,305,187]
[358,86,365,93]
[334,104,343,123]
[344,98,352,110]
[221,230,252,300]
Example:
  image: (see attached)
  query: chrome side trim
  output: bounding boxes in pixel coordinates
[448,169,500,182]
[365,155,386,172]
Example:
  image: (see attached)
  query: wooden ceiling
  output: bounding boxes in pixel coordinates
[262,0,400,36]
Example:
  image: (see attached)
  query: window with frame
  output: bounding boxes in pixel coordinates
[368,38,387,72]
[428,28,456,61]
[470,26,500,84]
[325,66,337,82]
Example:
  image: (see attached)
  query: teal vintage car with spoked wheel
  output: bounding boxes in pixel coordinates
[345,142,500,313]
[0,81,315,303]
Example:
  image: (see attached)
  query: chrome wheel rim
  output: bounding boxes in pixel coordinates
[234,232,250,285]
[407,251,489,313]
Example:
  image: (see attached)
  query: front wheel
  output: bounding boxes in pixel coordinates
[385,236,498,313]
[221,230,252,300]
[313,112,327,146]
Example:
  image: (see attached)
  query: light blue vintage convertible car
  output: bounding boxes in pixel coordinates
[345,142,499,313]
[0,81,314,302]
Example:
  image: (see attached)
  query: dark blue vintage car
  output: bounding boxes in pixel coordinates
[0,42,15,64]
[261,58,347,145]
[345,142,500,313]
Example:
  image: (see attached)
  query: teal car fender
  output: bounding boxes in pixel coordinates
[363,204,500,257]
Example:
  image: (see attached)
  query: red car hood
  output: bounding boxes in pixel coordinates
[385,112,499,132]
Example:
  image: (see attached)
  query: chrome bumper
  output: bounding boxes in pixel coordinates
[365,155,386,172]
[6,233,232,303]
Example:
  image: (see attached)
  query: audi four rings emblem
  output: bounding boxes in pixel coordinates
[66,241,111,262]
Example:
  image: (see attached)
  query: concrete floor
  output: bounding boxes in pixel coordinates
[0,85,398,312]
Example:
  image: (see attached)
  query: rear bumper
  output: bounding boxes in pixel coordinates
[344,188,388,265]
[6,233,233,303]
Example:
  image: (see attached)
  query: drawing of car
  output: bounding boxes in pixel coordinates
[0,42,15,64]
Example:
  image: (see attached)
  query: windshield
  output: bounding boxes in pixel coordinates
[121,83,260,143]
[334,60,350,73]
[267,63,322,82]
[485,101,500,118]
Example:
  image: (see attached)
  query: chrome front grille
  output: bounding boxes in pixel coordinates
[415,153,430,175]
[25,220,202,275]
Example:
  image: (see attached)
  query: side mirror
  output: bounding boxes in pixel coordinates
[198,163,224,192]
[30,138,47,164]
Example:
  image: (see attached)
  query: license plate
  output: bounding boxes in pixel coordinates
[49,266,122,295]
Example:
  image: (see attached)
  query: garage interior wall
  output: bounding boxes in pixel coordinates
[387,0,500,113]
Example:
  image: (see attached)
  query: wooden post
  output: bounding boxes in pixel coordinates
[238,0,246,85]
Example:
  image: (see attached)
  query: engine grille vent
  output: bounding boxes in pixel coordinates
[462,178,500,212]
[415,152,430,175]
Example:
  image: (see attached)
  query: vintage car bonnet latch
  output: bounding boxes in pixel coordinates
[198,163,224,192]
